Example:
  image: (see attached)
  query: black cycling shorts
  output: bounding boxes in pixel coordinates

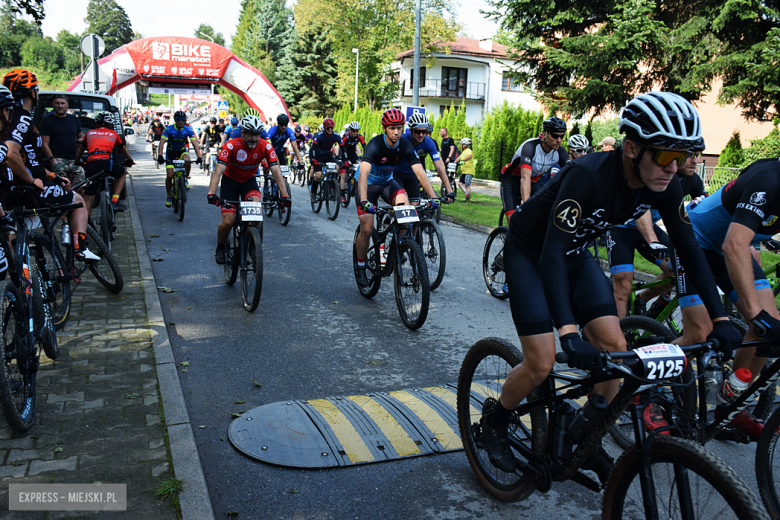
[83,160,125,197]
[219,175,261,215]
[392,171,420,199]
[504,235,617,336]
[357,179,406,216]
[276,152,288,167]
[500,175,522,216]
[165,148,188,165]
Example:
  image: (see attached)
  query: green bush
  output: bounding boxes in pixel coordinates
[741,124,780,167]
[717,131,744,167]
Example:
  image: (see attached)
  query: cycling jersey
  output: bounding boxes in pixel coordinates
[341,133,365,154]
[83,128,122,163]
[362,134,420,186]
[394,131,439,176]
[621,172,706,231]
[690,158,780,253]
[294,132,309,150]
[203,126,221,145]
[509,148,726,329]
[217,137,278,183]
[223,126,242,141]
[162,124,195,154]
[311,131,341,162]
[267,126,294,154]
[459,148,474,176]
[502,138,568,181]
[5,107,46,179]
[150,122,165,138]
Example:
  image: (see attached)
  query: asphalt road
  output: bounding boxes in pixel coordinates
[127,141,761,520]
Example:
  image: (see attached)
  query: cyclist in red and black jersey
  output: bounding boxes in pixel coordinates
[206,115,290,264]
[146,116,165,155]
[309,117,341,202]
[339,121,365,201]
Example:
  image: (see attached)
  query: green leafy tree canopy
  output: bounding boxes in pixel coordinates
[85,0,133,54]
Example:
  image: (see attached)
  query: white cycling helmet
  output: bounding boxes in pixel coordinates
[349,121,361,131]
[407,112,429,130]
[568,134,589,152]
[460,137,471,146]
[241,115,265,133]
[619,92,701,149]
[344,123,350,130]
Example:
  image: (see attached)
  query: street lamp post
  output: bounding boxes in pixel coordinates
[352,48,359,112]
[196,30,216,114]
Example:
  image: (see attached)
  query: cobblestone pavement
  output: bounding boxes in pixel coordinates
[0,196,181,518]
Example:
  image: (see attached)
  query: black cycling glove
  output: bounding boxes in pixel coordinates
[559,333,602,371]
[157,155,165,164]
[763,239,780,253]
[196,157,203,165]
[207,194,220,206]
[707,320,743,360]
[752,310,780,342]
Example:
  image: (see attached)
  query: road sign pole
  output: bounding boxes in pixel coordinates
[92,35,100,92]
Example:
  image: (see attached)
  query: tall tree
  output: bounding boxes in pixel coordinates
[488,0,780,122]
[0,0,42,67]
[275,30,302,117]
[2,0,44,25]
[294,28,339,118]
[85,0,133,54]
[194,23,225,47]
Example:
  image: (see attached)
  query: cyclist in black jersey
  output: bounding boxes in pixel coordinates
[481,92,743,477]
[339,121,365,201]
[499,117,569,227]
[200,117,221,167]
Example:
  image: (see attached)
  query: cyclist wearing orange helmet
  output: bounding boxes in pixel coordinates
[308,117,340,202]
[1,69,99,261]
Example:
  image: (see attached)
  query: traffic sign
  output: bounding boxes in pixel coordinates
[80,34,105,58]
[406,106,425,120]
[217,100,229,119]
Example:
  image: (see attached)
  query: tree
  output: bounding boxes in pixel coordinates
[21,36,61,72]
[717,131,744,168]
[294,28,338,118]
[489,0,780,122]
[85,0,133,54]
[2,0,44,25]
[0,0,42,67]
[55,30,82,75]
[194,23,225,47]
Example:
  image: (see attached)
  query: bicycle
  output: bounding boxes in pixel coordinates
[167,159,192,222]
[457,337,768,518]
[310,162,340,221]
[439,162,457,200]
[260,168,291,227]
[149,139,160,169]
[352,202,432,329]
[409,197,446,291]
[74,161,129,251]
[340,159,359,208]
[218,198,265,312]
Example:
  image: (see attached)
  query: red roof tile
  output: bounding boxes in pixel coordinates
[396,37,514,60]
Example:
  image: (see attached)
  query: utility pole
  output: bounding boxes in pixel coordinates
[413,0,421,106]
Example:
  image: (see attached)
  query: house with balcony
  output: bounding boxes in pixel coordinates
[393,38,542,126]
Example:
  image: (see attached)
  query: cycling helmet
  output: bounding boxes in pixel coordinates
[618,92,701,149]
[381,108,405,127]
[318,124,324,132]
[294,125,301,133]
[460,137,472,146]
[241,115,264,133]
[407,111,429,130]
[95,112,114,128]
[344,123,350,130]
[244,108,260,117]
[277,113,289,126]
[691,137,706,152]
[218,118,224,123]
[348,121,360,131]
[542,117,567,134]
[568,134,590,152]
[303,125,310,132]
[173,110,186,121]
[0,86,14,110]
[2,68,38,97]
[230,117,239,126]
[427,123,434,134]
[209,117,217,123]
[323,117,335,128]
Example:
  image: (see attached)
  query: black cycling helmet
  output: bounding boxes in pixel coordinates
[173,110,186,121]
[542,117,567,134]
[0,86,14,110]
[277,113,290,126]
[209,117,217,123]
[294,125,301,133]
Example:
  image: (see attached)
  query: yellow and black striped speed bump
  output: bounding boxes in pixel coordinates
[229,384,470,468]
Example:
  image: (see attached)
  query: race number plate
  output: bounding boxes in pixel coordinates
[172,159,186,170]
[634,343,687,381]
[447,163,457,173]
[240,201,263,222]
[326,162,338,172]
[279,165,290,174]
[394,205,419,224]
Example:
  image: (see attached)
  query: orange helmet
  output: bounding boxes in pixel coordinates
[2,69,38,97]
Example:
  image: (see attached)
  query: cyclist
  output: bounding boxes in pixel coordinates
[217,118,226,134]
[340,121,365,202]
[392,113,453,203]
[309,117,341,203]
[481,92,742,479]
[200,117,222,172]
[157,110,202,207]
[206,115,290,264]
[294,125,309,152]
[0,70,99,261]
[266,113,303,167]
[146,116,165,156]
[354,108,440,287]
[74,112,134,215]
[568,134,589,161]
[456,137,474,203]
[221,116,242,146]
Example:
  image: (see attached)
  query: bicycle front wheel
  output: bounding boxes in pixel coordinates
[0,280,35,432]
[178,175,186,222]
[352,225,381,298]
[483,226,509,300]
[172,177,180,214]
[86,226,124,293]
[311,183,323,213]
[457,337,547,502]
[326,180,340,221]
[278,179,291,226]
[240,227,263,312]
[755,406,780,517]
[32,273,57,360]
[34,234,71,330]
[99,191,112,250]
[417,220,446,291]
[224,226,239,285]
[393,239,430,329]
[603,436,767,520]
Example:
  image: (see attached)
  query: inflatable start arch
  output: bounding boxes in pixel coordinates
[68,36,289,121]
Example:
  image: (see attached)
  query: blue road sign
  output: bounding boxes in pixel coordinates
[405,106,425,119]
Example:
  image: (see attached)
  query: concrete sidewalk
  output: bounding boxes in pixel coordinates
[0,147,214,519]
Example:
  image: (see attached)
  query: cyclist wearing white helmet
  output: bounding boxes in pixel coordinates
[456,137,473,202]
[206,115,290,265]
[480,91,741,479]
[339,121,365,202]
[392,112,454,202]
[567,134,589,160]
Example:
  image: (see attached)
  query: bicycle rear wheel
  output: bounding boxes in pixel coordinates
[178,175,186,222]
[264,182,275,218]
[341,177,353,208]
[99,191,112,250]
[755,406,780,518]
[240,227,263,312]
[603,436,767,520]
[417,220,446,291]
[33,234,71,330]
[393,239,430,330]
[483,226,509,300]
[0,280,35,432]
[172,177,180,214]
[352,225,381,298]
[326,180,340,221]
[223,226,239,285]
[457,337,547,502]
[86,226,124,293]
[311,182,323,213]
[278,179,291,226]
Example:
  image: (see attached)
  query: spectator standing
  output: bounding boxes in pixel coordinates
[597,136,616,151]
[439,127,457,165]
[39,94,84,186]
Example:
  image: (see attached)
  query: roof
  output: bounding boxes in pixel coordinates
[396,38,515,61]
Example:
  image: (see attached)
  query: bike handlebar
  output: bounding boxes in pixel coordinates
[554,339,719,366]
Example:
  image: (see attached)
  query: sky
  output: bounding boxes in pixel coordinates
[39,0,500,48]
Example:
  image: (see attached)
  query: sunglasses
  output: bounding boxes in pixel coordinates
[645,148,692,167]
[412,129,428,135]
[548,133,564,140]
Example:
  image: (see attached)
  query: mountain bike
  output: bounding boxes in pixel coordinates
[168,159,191,222]
[311,162,340,221]
[74,161,129,251]
[439,162,457,200]
[457,337,768,519]
[218,198,265,312]
[409,198,446,291]
[351,202,431,330]
[340,159,359,208]
[260,168,291,226]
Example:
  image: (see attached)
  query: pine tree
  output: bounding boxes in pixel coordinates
[295,28,338,118]
[717,131,744,168]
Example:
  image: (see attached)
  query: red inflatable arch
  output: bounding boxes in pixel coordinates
[67,36,289,121]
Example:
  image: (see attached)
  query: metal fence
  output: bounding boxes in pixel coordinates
[698,164,741,193]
